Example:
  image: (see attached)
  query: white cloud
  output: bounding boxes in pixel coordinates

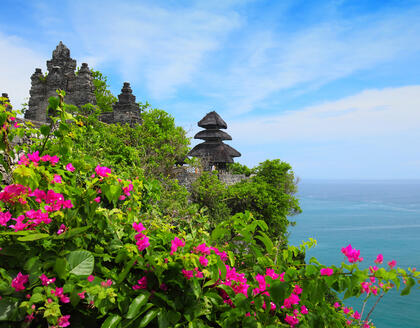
[210,5,420,115]
[0,33,45,110]
[66,0,241,99]
[229,85,420,143]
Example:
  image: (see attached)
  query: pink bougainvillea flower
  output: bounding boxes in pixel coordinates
[199,256,208,267]
[95,165,111,177]
[94,196,100,203]
[301,305,309,314]
[132,276,147,290]
[0,211,12,226]
[341,244,363,263]
[123,183,133,196]
[374,254,383,264]
[293,284,303,295]
[283,293,300,309]
[78,291,86,299]
[320,268,334,276]
[133,222,146,233]
[160,283,168,291]
[39,274,56,286]
[12,272,29,292]
[194,243,211,255]
[57,224,67,235]
[352,311,361,320]
[388,260,396,269]
[170,237,185,255]
[334,302,341,309]
[57,315,70,327]
[52,174,62,184]
[101,279,112,287]
[182,269,194,280]
[51,287,70,303]
[87,275,95,282]
[265,268,279,280]
[284,314,299,327]
[343,307,350,314]
[65,163,75,172]
[119,195,126,201]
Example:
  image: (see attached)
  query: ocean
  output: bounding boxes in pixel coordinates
[288,180,420,328]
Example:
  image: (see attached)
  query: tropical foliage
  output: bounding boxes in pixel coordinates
[0,93,418,328]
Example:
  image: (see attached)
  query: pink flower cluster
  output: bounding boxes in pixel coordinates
[133,276,147,290]
[18,151,59,167]
[0,184,30,204]
[182,267,204,279]
[4,209,51,232]
[133,222,149,252]
[57,315,70,327]
[11,272,29,291]
[95,165,111,178]
[320,268,334,276]
[123,182,133,196]
[341,244,363,263]
[29,188,73,212]
[170,237,185,255]
[40,274,56,286]
[51,287,70,303]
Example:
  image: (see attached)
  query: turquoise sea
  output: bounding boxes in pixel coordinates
[288,180,420,328]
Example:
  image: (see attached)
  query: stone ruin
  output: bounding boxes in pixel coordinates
[25,42,96,122]
[100,82,141,127]
[22,41,141,126]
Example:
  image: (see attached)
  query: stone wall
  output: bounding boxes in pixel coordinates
[173,166,248,191]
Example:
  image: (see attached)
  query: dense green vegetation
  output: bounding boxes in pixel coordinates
[0,91,418,328]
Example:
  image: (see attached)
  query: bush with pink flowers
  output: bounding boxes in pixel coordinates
[0,93,418,327]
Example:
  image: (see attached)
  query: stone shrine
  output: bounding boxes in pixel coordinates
[188,111,241,169]
[100,82,141,127]
[25,41,96,122]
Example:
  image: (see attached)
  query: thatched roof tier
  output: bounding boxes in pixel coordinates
[189,142,241,163]
[198,111,227,129]
[194,129,232,141]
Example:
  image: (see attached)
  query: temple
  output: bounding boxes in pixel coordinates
[188,111,241,169]
[100,82,141,127]
[25,41,96,122]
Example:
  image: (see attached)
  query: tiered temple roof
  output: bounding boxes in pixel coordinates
[188,111,241,168]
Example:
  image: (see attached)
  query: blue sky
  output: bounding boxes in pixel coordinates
[1,0,420,179]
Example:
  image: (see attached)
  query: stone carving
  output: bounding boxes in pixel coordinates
[100,82,141,127]
[25,41,96,122]
[188,111,241,170]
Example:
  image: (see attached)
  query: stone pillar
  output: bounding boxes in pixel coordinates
[73,63,96,108]
[25,68,47,121]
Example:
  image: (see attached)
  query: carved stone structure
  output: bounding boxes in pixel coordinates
[100,82,141,127]
[188,111,241,169]
[25,42,96,122]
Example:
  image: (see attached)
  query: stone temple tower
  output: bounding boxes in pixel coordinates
[100,82,142,127]
[25,41,96,122]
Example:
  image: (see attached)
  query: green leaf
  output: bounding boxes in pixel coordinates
[117,257,137,284]
[0,297,24,321]
[211,226,229,241]
[54,257,68,279]
[40,124,51,136]
[139,308,159,328]
[255,231,274,253]
[269,281,287,305]
[30,293,44,303]
[55,226,90,239]
[17,233,49,242]
[48,97,59,110]
[126,292,149,319]
[67,250,94,276]
[401,277,415,296]
[101,314,122,328]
